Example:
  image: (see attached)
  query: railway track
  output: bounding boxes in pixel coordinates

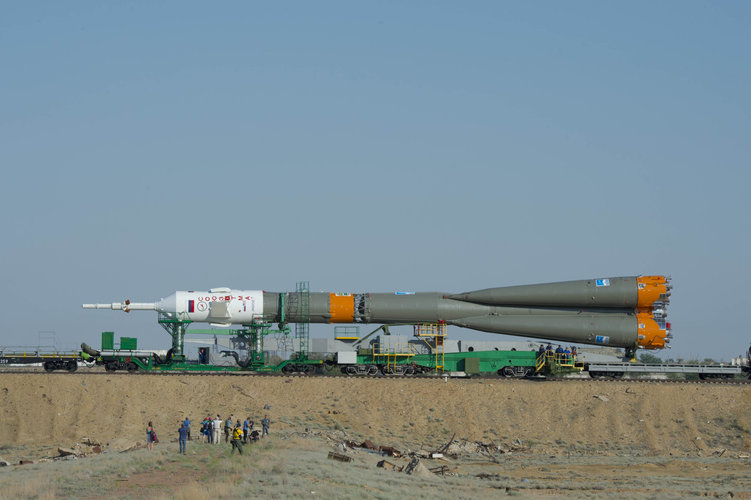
[1,367,749,384]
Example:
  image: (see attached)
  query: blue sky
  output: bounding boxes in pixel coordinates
[1,1,749,360]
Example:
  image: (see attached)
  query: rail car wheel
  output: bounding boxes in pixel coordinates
[66,361,78,373]
[105,362,117,372]
[404,366,414,376]
[300,364,312,375]
[500,366,515,378]
[345,365,358,375]
[367,365,379,376]
[43,362,55,372]
[282,364,296,374]
[126,362,138,373]
[382,366,395,375]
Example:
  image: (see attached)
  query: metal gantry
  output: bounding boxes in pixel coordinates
[294,281,310,362]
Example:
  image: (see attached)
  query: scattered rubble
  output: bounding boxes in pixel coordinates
[377,459,403,472]
[327,451,352,463]
[378,445,401,457]
[404,458,435,479]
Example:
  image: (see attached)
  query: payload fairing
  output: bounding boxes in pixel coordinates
[83,276,672,350]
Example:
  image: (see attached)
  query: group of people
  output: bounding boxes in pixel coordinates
[196,414,270,444]
[538,343,577,362]
[148,414,271,456]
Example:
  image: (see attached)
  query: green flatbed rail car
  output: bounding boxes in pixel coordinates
[427,350,537,376]
[352,349,538,377]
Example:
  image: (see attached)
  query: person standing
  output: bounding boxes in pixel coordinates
[261,415,270,437]
[178,423,188,454]
[224,415,233,443]
[242,417,250,444]
[206,414,213,443]
[183,417,191,441]
[231,420,244,455]
[146,421,156,451]
[213,414,222,445]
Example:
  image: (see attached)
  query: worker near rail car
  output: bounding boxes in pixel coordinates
[571,346,577,359]
[146,421,156,451]
[243,417,250,444]
[213,415,222,445]
[224,415,233,443]
[178,423,188,454]
[231,420,244,455]
[563,346,571,362]
[183,417,191,441]
[261,415,270,437]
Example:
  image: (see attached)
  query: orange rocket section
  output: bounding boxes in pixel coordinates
[329,293,355,323]
[636,312,668,349]
[636,276,671,308]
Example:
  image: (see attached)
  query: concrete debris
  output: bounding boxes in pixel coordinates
[57,441,108,459]
[594,394,609,402]
[107,438,142,453]
[18,460,33,465]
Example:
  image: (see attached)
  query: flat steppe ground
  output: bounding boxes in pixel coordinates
[1,373,750,498]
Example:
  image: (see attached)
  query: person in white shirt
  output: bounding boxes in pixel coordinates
[213,414,222,445]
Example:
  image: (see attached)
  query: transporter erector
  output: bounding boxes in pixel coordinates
[83,276,672,353]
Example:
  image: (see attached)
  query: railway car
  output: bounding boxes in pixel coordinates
[0,350,80,372]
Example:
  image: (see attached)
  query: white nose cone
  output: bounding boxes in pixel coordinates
[155,293,178,314]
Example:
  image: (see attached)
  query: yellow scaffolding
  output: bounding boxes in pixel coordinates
[414,323,447,373]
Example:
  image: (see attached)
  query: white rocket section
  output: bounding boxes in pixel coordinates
[83,289,264,326]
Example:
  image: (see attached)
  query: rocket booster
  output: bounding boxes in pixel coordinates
[82,276,672,350]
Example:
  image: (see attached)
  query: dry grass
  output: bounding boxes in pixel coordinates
[1,434,751,499]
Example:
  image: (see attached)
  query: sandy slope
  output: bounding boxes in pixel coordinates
[1,373,750,458]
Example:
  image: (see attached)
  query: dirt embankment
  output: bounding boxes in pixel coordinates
[1,374,750,457]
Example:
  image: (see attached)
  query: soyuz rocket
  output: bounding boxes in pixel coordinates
[83,275,672,350]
